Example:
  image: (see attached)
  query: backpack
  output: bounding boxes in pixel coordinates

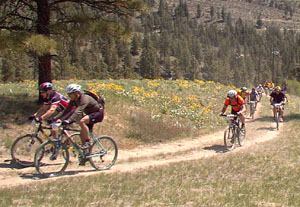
[84,90,105,109]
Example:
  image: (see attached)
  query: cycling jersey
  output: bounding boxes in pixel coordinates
[43,91,69,112]
[270,91,286,103]
[224,95,245,112]
[237,90,249,100]
[250,91,258,101]
[62,92,103,122]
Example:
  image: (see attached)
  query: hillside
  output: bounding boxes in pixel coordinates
[162,0,300,31]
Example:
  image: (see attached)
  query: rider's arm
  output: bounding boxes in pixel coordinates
[40,104,58,120]
[34,104,50,117]
[221,105,227,114]
[67,96,89,122]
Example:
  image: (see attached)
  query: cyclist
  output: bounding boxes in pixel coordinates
[237,87,250,103]
[256,84,265,95]
[56,84,104,150]
[249,88,259,109]
[220,90,246,129]
[30,82,70,122]
[270,86,287,122]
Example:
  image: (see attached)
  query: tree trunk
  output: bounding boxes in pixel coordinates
[37,0,51,85]
[36,0,51,103]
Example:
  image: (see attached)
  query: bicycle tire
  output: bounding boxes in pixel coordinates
[89,136,118,171]
[276,111,279,130]
[11,134,43,167]
[250,104,255,119]
[34,140,69,177]
[224,127,236,151]
[238,127,246,146]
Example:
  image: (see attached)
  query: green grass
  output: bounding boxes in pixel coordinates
[1,81,300,207]
[0,79,233,150]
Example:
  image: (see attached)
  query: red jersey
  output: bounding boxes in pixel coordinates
[224,95,245,112]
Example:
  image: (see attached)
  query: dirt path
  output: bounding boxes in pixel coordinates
[0,100,283,188]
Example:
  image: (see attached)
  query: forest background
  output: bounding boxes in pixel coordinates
[1,0,300,94]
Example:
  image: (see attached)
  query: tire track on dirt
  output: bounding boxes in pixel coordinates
[0,99,283,188]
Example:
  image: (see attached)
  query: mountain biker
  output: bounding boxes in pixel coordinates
[249,88,259,109]
[237,87,250,103]
[256,84,265,95]
[29,82,70,122]
[270,86,287,122]
[56,84,104,150]
[220,90,246,129]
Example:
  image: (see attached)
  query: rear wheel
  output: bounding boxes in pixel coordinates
[89,136,118,170]
[34,141,69,177]
[224,127,236,151]
[11,135,43,167]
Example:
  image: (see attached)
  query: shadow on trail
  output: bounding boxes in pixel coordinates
[19,168,98,180]
[203,145,227,153]
[0,159,28,170]
[283,113,300,122]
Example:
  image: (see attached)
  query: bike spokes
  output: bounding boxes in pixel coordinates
[89,136,118,170]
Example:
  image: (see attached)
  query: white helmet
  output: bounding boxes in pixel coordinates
[227,90,237,98]
[66,84,81,94]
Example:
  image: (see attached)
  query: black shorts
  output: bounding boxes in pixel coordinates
[87,109,104,130]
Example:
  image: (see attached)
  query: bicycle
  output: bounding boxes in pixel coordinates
[249,101,257,119]
[221,114,246,151]
[34,122,118,178]
[257,91,262,102]
[273,102,284,130]
[10,118,52,167]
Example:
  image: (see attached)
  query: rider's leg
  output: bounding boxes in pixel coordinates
[272,107,276,119]
[79,115,90,145]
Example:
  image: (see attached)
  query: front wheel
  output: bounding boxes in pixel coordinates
[238,127,246,146]
[224,127,236,151]
[11,134,43,167]
[275,111,279,130]
[89,136,118,171]
[34,141,69,178]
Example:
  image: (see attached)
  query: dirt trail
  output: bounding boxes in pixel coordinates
[0,100,283,188]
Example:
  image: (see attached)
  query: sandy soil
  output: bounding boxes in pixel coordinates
[0,100,283,188]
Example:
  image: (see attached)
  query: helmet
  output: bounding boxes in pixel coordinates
[39,82,53,91]
[259,84,262,87]
[252,88,256,90]
[227,90,237,98]
[275,86,281,91]
[241,87,247,92]
[66,84,81,94]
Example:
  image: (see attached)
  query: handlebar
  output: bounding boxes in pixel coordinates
[220,114,238,118]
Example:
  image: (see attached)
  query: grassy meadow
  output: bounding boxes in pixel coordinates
[0,79,233,152]
[1,80,300,206]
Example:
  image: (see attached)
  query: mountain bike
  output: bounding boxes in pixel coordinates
[10,119,52,167]
[249,101,257,119]
[273,102,284,130]
[257,91,262,102]
[221,114,246,151]
[34,122,118,178]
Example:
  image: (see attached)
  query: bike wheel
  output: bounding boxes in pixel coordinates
[34,141,69,177]
[250,105,255,119]
[89,136,118,170]
[11,134,43,167]
[276,111,279,130]
[238,127,246,146]
[224,127,236,151]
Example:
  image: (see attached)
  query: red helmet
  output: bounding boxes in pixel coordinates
[39,82,53,91]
